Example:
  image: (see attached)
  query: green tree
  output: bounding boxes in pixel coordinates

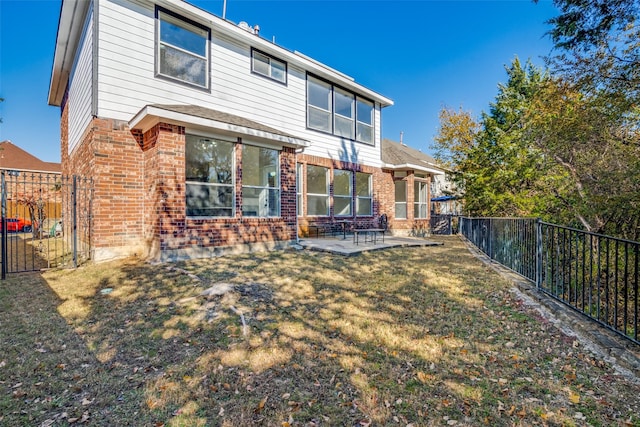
[433,58,552,217]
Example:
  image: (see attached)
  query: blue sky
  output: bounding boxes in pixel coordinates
[0,0,558,163]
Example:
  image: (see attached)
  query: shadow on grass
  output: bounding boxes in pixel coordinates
[1,236,639,426]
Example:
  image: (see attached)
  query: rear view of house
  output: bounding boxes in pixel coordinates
[48,0,442,261]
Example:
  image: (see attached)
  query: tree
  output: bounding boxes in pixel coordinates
[433,58,553,217]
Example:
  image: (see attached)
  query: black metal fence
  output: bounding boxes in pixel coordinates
[1,169,93,278]
[430,214,459,235]
[460,217,639,346]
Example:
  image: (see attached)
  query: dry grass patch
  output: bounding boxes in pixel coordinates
[1,236,639,426]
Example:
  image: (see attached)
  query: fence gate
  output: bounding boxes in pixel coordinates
[1,169,93,278]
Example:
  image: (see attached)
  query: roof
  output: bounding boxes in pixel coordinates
[129,104,310,148]
[381,139,444,175]
[49,0,394,108]
[0,141,61,173]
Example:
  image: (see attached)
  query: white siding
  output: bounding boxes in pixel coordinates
[96,0,383,166]
[68,5,94,154]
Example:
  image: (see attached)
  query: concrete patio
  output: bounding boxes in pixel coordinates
[297,235,443,256]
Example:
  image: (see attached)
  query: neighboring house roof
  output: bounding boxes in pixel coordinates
[130,104,310,149]
[381,139,444,175]
[49,0,394,108]
[0,141,61,173]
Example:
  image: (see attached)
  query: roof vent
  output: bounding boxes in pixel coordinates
[238,21,259,35]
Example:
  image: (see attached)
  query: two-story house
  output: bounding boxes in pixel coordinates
[48,0,442,261]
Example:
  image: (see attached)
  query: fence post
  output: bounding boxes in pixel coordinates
[1,170,6,280]
[536,218,542,289]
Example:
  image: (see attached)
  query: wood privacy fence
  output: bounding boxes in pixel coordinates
[460,217,639,346]
[1,170,93,278]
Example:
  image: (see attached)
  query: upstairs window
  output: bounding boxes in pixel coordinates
[307,76,332,133]
[251,49,287,84]
[157,9,209,89]
[306,74,375,145]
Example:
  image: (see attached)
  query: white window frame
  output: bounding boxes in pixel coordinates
[185,135,235,217]
[356,97,374,144]
[414,180,428,219]
[306,165,330,217]
[334,89,355,140]
[241,145,280,218]
[251,48,287,84]
[395,180,407,220]
[356,172,372,216]
[333,170,353,217]
[156,8,210,89]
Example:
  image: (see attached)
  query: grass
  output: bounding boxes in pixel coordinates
[1,236,639,426]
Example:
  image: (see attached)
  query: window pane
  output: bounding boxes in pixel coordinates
[271,59,286,82]
[395,181,407,202]
[357,98,373,125]
[308,77,331,110]
[307,165,328,195]
[160,14,207,57]
[334,196,351,216]
[335,115,354,139]
[186,183,233,216]
[357,122,373,144]
[335,89,354,118]
[308,107,331,132]
[186,136,233,184]
[252,52,270,76]
[395,203,407,219]
[308,195,328,216]
[242,145,278,187]
[333,170,352,196]
[241,188,280,217]
[356,173,371,197]
[356,198,372,216]
[159,45,207,87]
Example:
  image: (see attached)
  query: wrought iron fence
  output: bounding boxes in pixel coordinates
[1,170,93,278]
[460,217,639,346]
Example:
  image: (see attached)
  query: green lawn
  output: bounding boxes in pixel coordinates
[1,236,638,426]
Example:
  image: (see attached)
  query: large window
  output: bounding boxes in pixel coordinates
[395,180,407,219]
[334,170,353,216]
[185,136,234,217]
[242,145,279,217]
[356,172,372,216]
[157,9,209,89]
[414,180,428,219]
[307,74,374,144]
[306,165,329,216]
[251,49,286,84]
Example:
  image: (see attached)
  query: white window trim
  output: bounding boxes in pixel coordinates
[156,8,210,90]
[414,180,428,219]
